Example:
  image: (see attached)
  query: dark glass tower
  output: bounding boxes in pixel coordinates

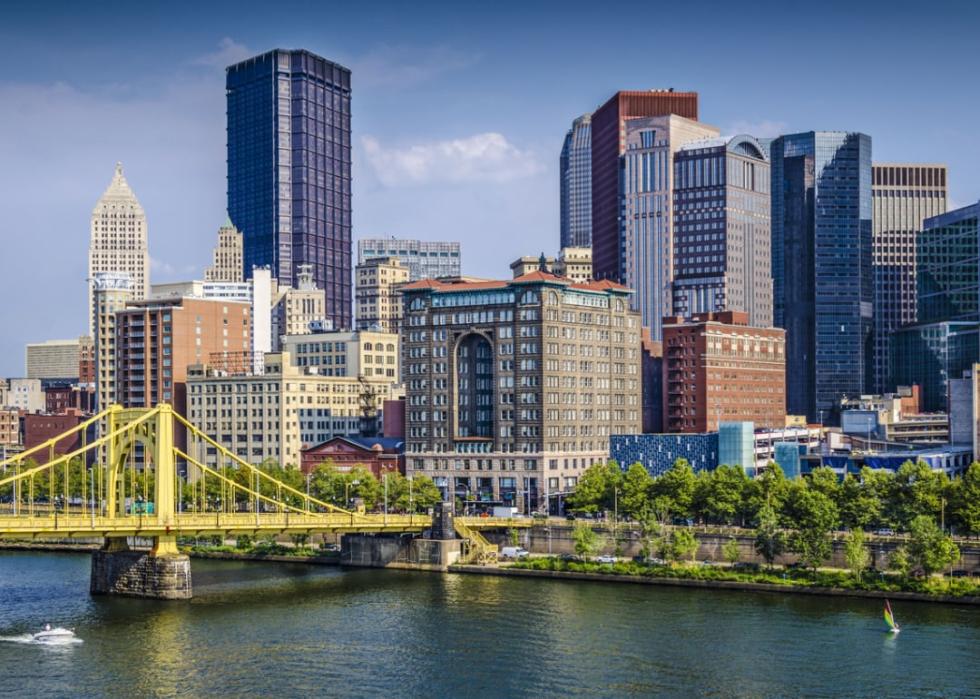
[227,49,352,329]
[770,131,872,423]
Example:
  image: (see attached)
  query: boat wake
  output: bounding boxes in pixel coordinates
[0,629,83,646]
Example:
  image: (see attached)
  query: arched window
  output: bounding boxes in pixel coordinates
[363,342,373,350]
[545,291,560,305]
[615,299,624,312]
[386,344,395,352]
[520,290,539,305]
[409,297,425,311]
[456,334,494,438]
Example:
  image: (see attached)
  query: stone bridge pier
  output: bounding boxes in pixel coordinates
[90,536,192,600]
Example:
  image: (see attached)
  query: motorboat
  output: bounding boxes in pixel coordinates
[32,625,77,643]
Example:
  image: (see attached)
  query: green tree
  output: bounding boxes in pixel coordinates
[843,529,870,578]
[907,514,960,576]
[507,528,520,547]
[620,462,653,520]
[694,465,748,525]
[742,462,790,520]
[566,461,622,514]
[754,503,786,569]
[651,458,697,521]
[572,523,601,561]
[670,528,699,564]
[722,537,741,566]
[389,474,442,513]
[838,472,881,531]
[891,460,948,530]
[786,486,838,572]
[948,462,980,535]
[806,466,841,504]
[889,546,911,580]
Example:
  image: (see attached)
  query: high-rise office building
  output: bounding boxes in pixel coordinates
[559,114,592,249]
[93,272,133,412]
[619,115,718,338]
[400,271,641,512]
[357,238,461,281]
[770,132,872,422]
[591,90,698,282]
[227,49,352,329]
[205,218,244,283]
[271,264,327,348]
[25,338,85,381]
[355,257,409,333]
[892,201,980,410]
[672,135,772,328]
[88,163,148,336]
[871,164,948,393]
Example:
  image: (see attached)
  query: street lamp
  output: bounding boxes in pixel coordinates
[345,479,360,508]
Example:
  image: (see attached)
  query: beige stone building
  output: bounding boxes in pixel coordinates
[25,338,85,380]
[0,408,20,448]
[88,163,148,336]
[401,271,642,513]
[186,352,400,467]
[5,379,44,413]
[281,330,399,380]
[93,273,134,411]
[204,219,244,283]
[272,265,326,349]
[553,247,592,283]
[356,256,409,333]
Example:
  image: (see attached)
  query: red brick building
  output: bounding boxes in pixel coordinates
[300,436,405,477]
[662,311,786,433]
[382,398,405,439]
[23,409,87,456]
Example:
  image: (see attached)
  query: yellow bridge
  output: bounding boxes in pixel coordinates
[0,404,525,598]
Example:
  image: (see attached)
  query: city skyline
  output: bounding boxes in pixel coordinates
[2,1,979,374]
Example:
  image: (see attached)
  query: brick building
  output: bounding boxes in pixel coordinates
[300,436,404,477]
[23,410,87,456]
[0,409,20,447]
[662,311,785,433]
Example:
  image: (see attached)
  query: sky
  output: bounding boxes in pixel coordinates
[0,0,978,376]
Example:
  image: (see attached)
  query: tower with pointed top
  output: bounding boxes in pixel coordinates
[88,162,149,335]
[204,218,244,283]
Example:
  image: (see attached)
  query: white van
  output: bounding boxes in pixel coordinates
[499,546,529,560]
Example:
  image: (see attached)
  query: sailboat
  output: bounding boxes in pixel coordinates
[884,599,901,634]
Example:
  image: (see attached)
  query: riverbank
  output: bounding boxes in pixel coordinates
[449,560,980,606]
[0,540,340,566]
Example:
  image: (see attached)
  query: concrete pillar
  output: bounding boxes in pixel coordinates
[91,538,192,600]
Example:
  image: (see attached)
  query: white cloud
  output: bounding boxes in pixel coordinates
[351,44,480,88]
[724,119,788,138]
[361,132,543,186]
[192,37,254,69]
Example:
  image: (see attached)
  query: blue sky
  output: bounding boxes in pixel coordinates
[0,0,977,376]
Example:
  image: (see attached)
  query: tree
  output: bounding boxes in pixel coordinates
[638,514,667,560]
[670,528,699,565]
[907,514,960,576]
[889,546,911,580]
[742,462,790,521]
[806,467,841,504]
[754,503,786,569]
[843,529,870,578]
[389,474,442,513]
[787,487,838,572]
[949,462,980,535]
[651,459,697,520]
[620,462,654,520]
[838,472,881,531]
[694,465,748,525]
[722,537,741,566]
[507,528,520,547]
[572,523,600,561]
[891,460,948,530]
[566,461,621,514]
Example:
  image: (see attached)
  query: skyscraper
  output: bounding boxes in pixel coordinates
[672,135,772,328]
[559,113,592,249]
[88,162,148,336]
[205,218,244,283]
[226,49,352,329]
[357,238,461,281]
[590,90,698,282]
[619,115,718,338]
[870,164,948,393]
[93,272,133,412]
[770,131,873,422]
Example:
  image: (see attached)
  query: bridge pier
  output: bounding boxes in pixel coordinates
[90,536,192,600]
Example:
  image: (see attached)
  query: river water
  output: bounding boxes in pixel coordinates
[1,551,979,698]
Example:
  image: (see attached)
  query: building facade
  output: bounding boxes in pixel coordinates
[662,311,786,433]
[186,352,397,467]
[271,265,326,349]
[610,432,718,476]
[204,219,244,283]
[5,379,44,413]
[281,329,399,380]
[355,256,409,332]
[25,338,84,381]
[357,238,461,281]
[871,164,948,393]
[553,247,592,283]
[227,49,352,329]
[88,163,148,336]
[93,273,133,411]
[560,113,593,249]
[619,115,719,338]
[770,132,873,422]
[591,90,699,282]
[672,135,772,328]
[0,409,20,447]
[400,271,642,512]
[300,436,404,477]
[114,297,251,410]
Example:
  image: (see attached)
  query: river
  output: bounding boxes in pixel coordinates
[1,551,979,698]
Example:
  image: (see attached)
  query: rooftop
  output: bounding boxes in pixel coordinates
[401,270,629,294]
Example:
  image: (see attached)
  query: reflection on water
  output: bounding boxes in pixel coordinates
[2,551,980,698]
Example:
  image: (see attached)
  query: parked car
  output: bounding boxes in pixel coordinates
[500,546,529,560]
[700,560,717,567]
[733,562,761,572]
[874,528,896,536]
[595,555,617,564]
[951,569,970,578]
[559,553,582,562]
[672,518,694,527]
